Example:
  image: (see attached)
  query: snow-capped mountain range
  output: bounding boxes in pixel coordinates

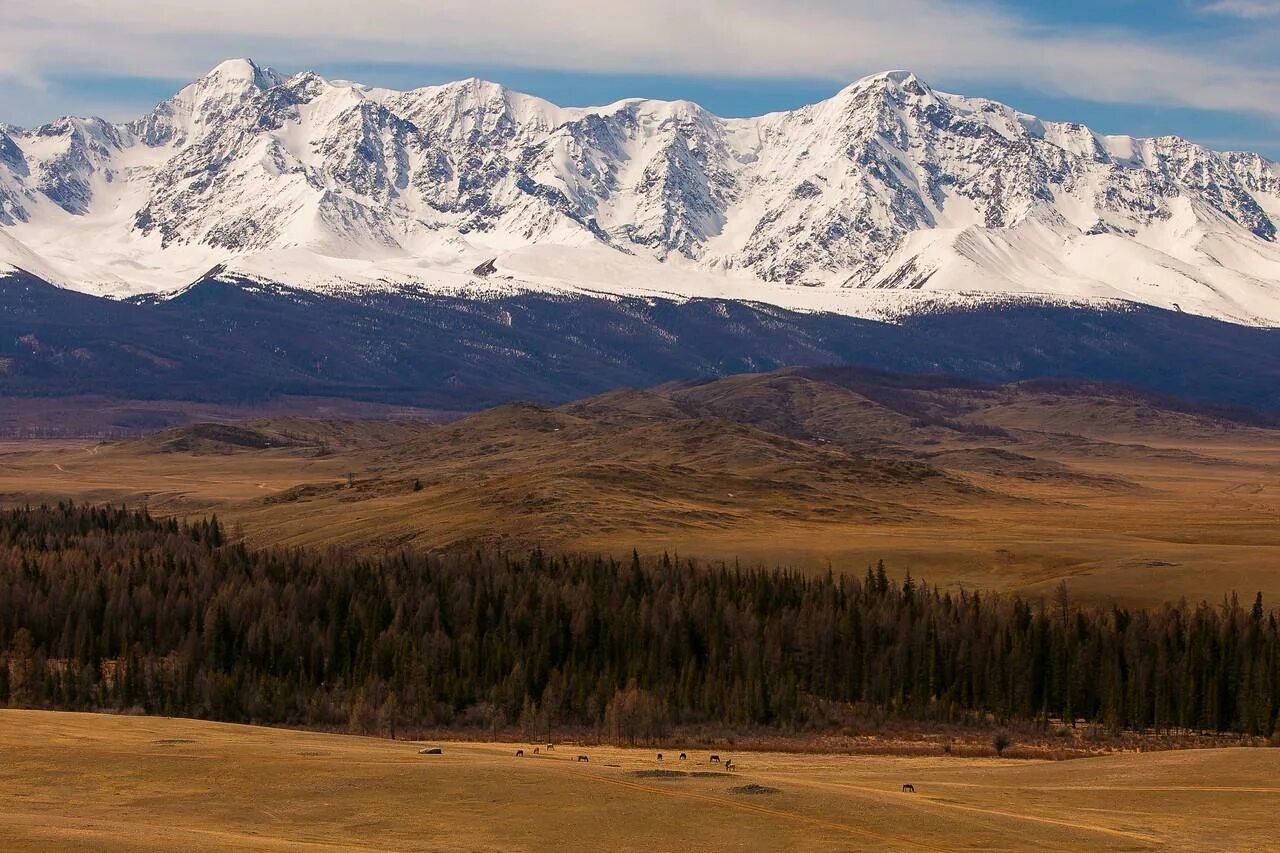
[2,58,1280,325]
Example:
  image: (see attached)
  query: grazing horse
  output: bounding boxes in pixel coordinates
[547,744,555,751]
[678,753,687,761]
[656,753,663,761]
[577,755,590,763]
[902,784,916,793]
[515,749,524,757]
[709,755,720,763]
[533,747,540,754]
[724,760,735,771]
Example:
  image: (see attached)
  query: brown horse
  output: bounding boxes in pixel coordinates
[902,784,916,793]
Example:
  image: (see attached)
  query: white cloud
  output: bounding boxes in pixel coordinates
[1202,0,1280,17]
[2,0,1279,121]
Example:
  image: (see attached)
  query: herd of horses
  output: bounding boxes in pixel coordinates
[513,745,922,794]
[509,744,737,769]
[413,740,926,799]
[505,744,919,791]
[507,746,748,774]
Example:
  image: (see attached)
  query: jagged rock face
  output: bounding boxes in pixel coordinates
[0,60,1278,319]
[25,117,124,216]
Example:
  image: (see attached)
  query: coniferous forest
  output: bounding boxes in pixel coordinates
[0,504,1277,739]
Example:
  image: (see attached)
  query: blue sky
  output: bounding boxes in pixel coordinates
[3,0,1279,157]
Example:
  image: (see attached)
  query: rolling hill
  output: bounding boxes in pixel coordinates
[3,367,1277,605]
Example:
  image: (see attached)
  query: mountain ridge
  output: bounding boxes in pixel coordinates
[3,267,1278,414]
[1,59,1279,324]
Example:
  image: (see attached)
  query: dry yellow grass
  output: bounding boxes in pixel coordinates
[0,711,1276,851]
[1,371,1278,606]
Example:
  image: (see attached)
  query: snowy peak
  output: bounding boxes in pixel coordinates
[173,57,284,106]
[208,57,282,88]
[1,61,1279,325]
[844,69,938,102]
[129,58,285,148]
[182,57,285,107]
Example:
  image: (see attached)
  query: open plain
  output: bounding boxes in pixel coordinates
[0,710,1276,852]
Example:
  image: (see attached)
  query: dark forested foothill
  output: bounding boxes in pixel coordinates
[0,504,1276,739]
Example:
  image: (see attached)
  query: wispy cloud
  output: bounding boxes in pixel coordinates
[1201,0,1280,17]
[2,0,1279,123]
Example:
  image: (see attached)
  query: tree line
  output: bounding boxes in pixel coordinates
[0,503,1276,739]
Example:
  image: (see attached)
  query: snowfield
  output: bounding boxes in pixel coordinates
[1,59,1279,326]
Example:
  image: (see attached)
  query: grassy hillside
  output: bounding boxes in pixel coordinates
[2,368,1277,605]
[1,711,1276,851]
